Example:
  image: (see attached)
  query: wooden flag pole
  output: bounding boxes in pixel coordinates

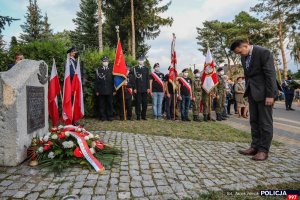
[122,85,127,121]
[173,85,176,120]
[209,92,212,121]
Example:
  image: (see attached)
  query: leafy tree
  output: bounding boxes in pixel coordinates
[41,13,52,39]
[20,0,44,42]
[71,0,99,50]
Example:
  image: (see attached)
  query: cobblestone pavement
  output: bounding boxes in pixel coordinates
[1,131,300,200]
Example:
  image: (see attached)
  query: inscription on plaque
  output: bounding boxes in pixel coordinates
[27,86,45,134]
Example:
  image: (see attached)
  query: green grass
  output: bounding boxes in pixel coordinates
[80,117,253,143]
[193,182,300,200]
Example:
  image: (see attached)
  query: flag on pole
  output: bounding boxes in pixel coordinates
[62,57,73,125]
[48,58,61,126]
[169,33,178,85]
[113,40,127,90]
[72,57,84,123]
[201,48,218,93]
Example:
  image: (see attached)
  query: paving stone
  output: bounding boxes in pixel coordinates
[131,188,144,197]
[157,185,173,194]
[94,187,107,195]
[80,187,94,195]
[80,194,92,200]
[144,187,158,196]
[25,192,39,200]
[13,191,28,198]
[40,189,56,198]
[118,191,131,199]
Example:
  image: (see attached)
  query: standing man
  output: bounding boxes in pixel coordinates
[192,69,203,122]
[164,66,177,120]
[178,68,193,121]
[150,63,165,120]
[230,39,277,161]
[67,46,78,82]
[94,56,114,121]
[215,68,227,121]
[133,56,150,120]
[282,75,295,111]
[7,53,24,70]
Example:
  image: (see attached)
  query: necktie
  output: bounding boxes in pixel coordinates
[245,55,252,70]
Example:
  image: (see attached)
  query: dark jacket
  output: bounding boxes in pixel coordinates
[69,57,77,80]
[241,45,277,102]
[94,66,114,95]
[133,66,150,93]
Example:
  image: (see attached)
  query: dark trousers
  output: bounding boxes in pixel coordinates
[248,92,273,152]
[97,95,113,120]
[120,97,132,120]
[285,94,294,109]
[135,92,148,119]
[166,94,175,119]
[180,95,191,120]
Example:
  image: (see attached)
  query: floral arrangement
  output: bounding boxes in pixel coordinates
[27,125,120,173]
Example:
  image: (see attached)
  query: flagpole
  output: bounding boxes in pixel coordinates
[173,33,176,121]
[116,25,126,121]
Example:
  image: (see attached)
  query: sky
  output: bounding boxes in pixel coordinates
[1,0,299,73]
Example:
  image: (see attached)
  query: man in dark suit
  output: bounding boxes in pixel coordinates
[133,55,150,120]
[94,56,115,121]
[230,39,277,161]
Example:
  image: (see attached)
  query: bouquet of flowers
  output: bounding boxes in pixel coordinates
[27,125,120,173]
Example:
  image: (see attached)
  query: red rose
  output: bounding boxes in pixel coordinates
[58,132,66,140]
[74,147,84,158]
[43,145,51,151]
[95,141,104,150]
[47,141,53,146]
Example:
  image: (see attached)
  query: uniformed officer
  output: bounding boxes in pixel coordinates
[133,56,150,120]
[215,67,227,121]
[192,69,203,122]
[117,66,135,120]
[67,46,78,82]
[94,56,114,121]
[164,66,178,120]
[178,68,193,121]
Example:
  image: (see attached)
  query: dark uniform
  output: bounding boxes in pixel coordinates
[94,56,114,121]
[282,76,295,110]
[192,70,202,121]
[117,72,135,120]
[215,68,227,121]
[67,47,78,82]
[133,65,149,120]
[178,73,193,121]
[164,74,177,120]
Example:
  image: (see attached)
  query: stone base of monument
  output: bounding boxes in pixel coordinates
[0,60,49,166]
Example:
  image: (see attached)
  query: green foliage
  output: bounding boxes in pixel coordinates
[293,70,300,79]
[41,13,52,39]
[71,0,99,50]
[81,47,137,117]
[103,0,173,55]
[0,15,19,34]
[20,0,44,42]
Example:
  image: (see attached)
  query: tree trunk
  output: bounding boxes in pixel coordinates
[97,0,103,52]
[131,0,136,59]
[128,32,132,55]
[277,3,288,80]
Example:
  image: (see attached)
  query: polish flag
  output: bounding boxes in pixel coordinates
[72,57,84,123]
[201,48,218,93]
[62,57,73,125]
[48,59,61,126]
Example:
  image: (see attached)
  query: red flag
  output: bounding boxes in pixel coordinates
[48,59,61,126]
[72,58,84,123]
[113,40,127,90]
[62,57,73,125]
[169,33,178,86]
[201,48,218,93]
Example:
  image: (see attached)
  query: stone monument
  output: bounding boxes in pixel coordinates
[0,60,49,166]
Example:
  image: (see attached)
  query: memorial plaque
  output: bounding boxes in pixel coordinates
[27,86,45,133]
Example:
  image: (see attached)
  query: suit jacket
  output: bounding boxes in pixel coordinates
[133,66,150,93]
[241,45,277,102]
[94,66,114,95]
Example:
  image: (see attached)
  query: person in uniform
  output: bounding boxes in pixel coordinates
[164,67,177,120]
[117,65,135,120]
[178,68,193,121]
[282,75,296,111]
[67,46,78,82]
[192,69,203,122]
[215,67,227,121]
[150,63,165,120]
[133,56,150,120]
[94,56,114,121]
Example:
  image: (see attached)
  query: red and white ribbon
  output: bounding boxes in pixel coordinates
[151,72,164,89]
[178,77,192,97]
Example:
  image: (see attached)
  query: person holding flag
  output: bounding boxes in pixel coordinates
[48,59,61,127]
[94,56,114,121]
[201,48,219,122]
[192,69,203,122]
[178,68,193,121]
[133,56,150,120]
[164,66,178,120]
[72,58,84,124]
[149,63,165,120]
[66,46,78,82]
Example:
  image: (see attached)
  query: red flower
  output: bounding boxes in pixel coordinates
[58,132,66,140]
[47,141,53,146]
[74,147,84,158]
[39,139,45,145]
[95,141,104,150]
[51,127,59,132]
[43,145,51,151]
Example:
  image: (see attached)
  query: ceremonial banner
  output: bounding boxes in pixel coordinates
[62,57,73,125]
[169,33,178,85]
[72,58,84,123]
[48,59,61,126]
[201,48,218,93]
[113,40,127,90]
